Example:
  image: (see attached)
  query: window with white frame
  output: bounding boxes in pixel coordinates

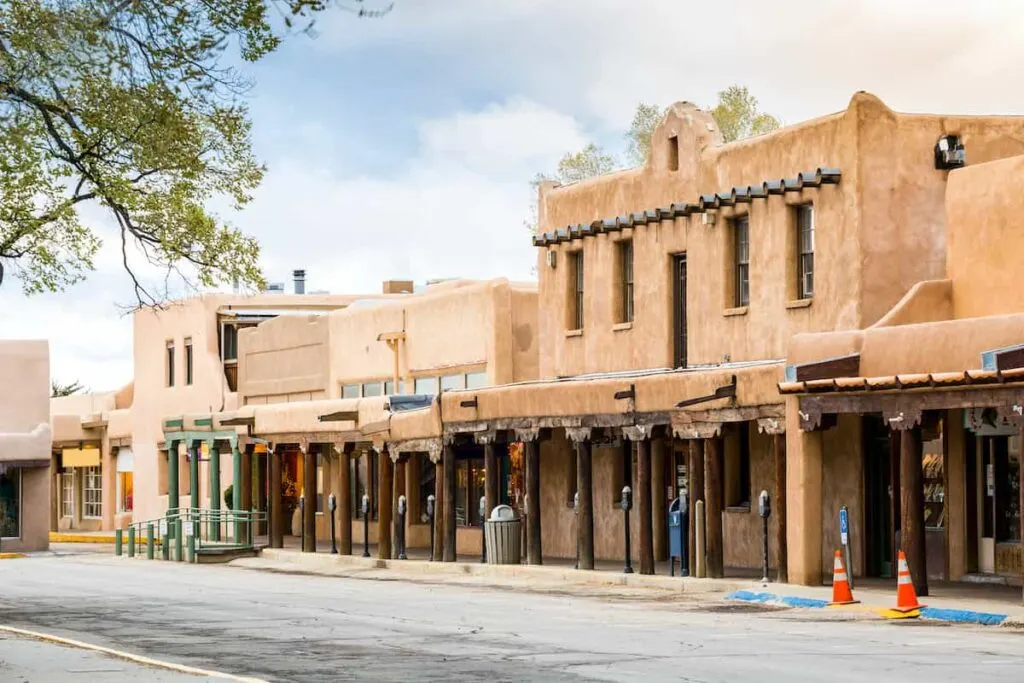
[465,371,487,390]
[341,384,360,399]
[797,204,815,299]
[82,466,102,518]
[61,469,74,518]
[440,374,465,392]
[414,376,438,395]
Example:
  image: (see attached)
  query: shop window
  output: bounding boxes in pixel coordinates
[612,442,634,505]
[797,204,815,299]
[118,472,134,512]
[166,340,175,387]
[568,251,584,330]
[997,434,1021,542]
[184,337,194,385]
[725,426,751,508]
[418,454,436,522]
[414,376,438,395]
[362,381,383,397]
[616,240,634,324]
[61,469,74,517]
[465,371,487,390]
[353,452,378,521]
[440,374,465,393]
[732,216,750,307]
[342,384,360,399]
[923,419,945,529]
[0,468,21,538]
[83,466,102,518]
[455,455,485,527]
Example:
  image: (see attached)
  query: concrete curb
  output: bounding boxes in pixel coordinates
[725,590,1010,626]
[0,553,27,560]
[49,533,117,544]
[0,624,267,682]
[256,548,744,594]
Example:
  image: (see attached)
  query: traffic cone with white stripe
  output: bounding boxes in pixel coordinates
[828,550,858,606]
[893,550,925,613]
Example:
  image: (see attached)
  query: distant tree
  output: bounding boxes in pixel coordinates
[51,379,85,397]
[624,103,665,167]
[710,85,780,144]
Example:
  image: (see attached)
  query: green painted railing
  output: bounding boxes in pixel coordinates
[115,508,266,562]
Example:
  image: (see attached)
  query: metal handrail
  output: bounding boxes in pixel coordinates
[116,507,266,559]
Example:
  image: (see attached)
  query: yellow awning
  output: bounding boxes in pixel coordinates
[62,447,100,467]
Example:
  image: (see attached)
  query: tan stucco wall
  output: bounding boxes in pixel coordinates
[820,415,865,578]
[722,425,781,571]
[238,314,330,402]
[870,280,953,329]
[0,340,49,438]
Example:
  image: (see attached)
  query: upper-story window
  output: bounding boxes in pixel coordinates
[184,337,194,385]
[616,240,634,324]
[362,381,383,397]
[465,371,487,390]
[440,374,466,392]
[797,204,815,299]
[222,324,238,361]
[733,216,750,307]
[568,251,584,330]
[667,135,679,172]
[166,340,175,387]
[342,384,360,399]
[414,376,438,395]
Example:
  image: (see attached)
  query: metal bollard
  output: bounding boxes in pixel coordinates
[147,524,155,560]
[175,518,184,562]
[397,495,407,560]
[479,496,487,563]
[361,494,370,558]
[127,526,136,558]
[695,500,706,579]
[680,492,689,578]
[249,507,255,548]
[162,526,170,561]
[621,486,633,574]
[573,491,580,570]
[426,494,436,561]
[187,534,196,563]
[115,529,123,556]
[329,493,338,554]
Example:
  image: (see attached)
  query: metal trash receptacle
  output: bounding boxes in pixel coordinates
[485,505,522,564]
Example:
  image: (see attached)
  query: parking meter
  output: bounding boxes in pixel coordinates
[758,490,771,519]
[298,495,306,552]
[759,489,770,582]
[397,495,407,560]
[479,496,487,563]
[573,491,580,569]
[328,493,337,512]
[398,495,406,516]
[299,494,305,512]
[621,486,633,573]
[361,493,369,516]
[426,494,435,519]
[361,493,370,557]
[573,491,579,515]
[328,493,338,554]
[620,485,632,511]
[426,493,436,561]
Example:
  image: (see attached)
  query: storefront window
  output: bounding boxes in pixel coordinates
[61,469,74,518]
[418,454,435,522]
[998,435,1021,542]
[83,466,102,518]
[0,467,20,538]
[922,424,945,530]
[455,456,485,527]
[118,472,134,512]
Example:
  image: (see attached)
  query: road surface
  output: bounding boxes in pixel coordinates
[1,552,1022,682]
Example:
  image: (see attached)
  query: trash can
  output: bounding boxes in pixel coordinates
[485,505,522,564]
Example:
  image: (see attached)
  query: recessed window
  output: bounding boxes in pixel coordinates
[82,466,102,518]
[184,337,194,385]
[617,240,634,324]
[465,371,487,390]
[797,204,815,299]
[61,469,74,518]
[440,374,465,392]
[166,340,175,387]
[414,376,438,395]
[725,424,751,508]
[361,381,383,397]
[221,324,238,361]
[342,384,360,399]
[668,135,679,172]
[732,216,750,307]
[0,468,22,538]
[568,251,584,330]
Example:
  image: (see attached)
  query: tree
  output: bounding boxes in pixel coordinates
[51,379,85,397]
[624,103,664,168]
[710,85,780,144]
[0,0,390,305]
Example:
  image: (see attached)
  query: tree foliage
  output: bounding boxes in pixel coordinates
[624,102,664,168]
[51,379,85,397]
[709,85,780,144]
[0,0,389,304]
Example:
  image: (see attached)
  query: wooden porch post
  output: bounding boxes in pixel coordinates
[335,443,352,555]
[704,436,724,578]
[651,437,667,562]
[442,443,456,562]
[636,435,655,575]
[688,439,704,573]
[167,440,179,517]
[434,458,444,561]
[522,432,542,565]
[378,446,394,560]
[773,431,788,583]
[900,423,928,596]
[302,446,316,552]
[570,428,594,570]
[483,439,499,519]
[269,447,283,549]
[393,452,407,557]
[240,444,253,539]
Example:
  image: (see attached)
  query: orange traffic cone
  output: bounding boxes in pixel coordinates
[829,550,858,605]
[893,550,925,613]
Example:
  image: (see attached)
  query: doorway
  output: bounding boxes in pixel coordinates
[966,431,1021,576]
[863,415,894,578]
[673,254,687,369]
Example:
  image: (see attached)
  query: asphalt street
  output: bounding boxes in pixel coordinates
[1,552,1023,682]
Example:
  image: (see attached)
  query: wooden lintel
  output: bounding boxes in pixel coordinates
[794,354,860,382]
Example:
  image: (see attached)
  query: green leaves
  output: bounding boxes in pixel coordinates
[0,0,389,304]
[709,85,781,144]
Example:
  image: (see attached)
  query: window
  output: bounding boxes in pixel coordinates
[353,451,378,520]
[362,381,383,397]
[342,384,360,399]
[440,374,465,392]
[418,454,436,522]
[569,251,584,330]
[617,240,634,324]
[733,216,750,307]
[414,376,438,395]
[725,425,751,508]
[61,469,74,517]
[673,254,688,369]
[316,452,324,514]
[455,455,485,527]
[118,472,134,512]
[0,468,21,538]
[797,204,814,299]
[166,340,175,387]
[465,371,487,390]
[668,135,679,172]
[82,466,102,518]
[612,442,634,504]
[184,337,194,385]
[221,323,239,361]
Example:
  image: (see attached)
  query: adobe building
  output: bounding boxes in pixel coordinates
[434,92,1024,579]
[0,340,51,552]
[781,153,1024,595]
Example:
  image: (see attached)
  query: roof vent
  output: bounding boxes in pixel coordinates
[293,269,306,295]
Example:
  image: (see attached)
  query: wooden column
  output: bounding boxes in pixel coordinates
[483,440,499,519]
[900,424,928,596]
[773,432,788,583]
[167,440,179,516]
[688,439,704,573]
[434,459,444,561]
[269,448,283,549]
[704,436,724,578]
[240,445,253,538]
[302,447,317,552]
[378,448,394,560]
[651,438,667,562]
[393,454,407,557]
[336,444,352,555]
[574,433,595,570]
[442,444,456,562]
[524,436,542,565]
[636,436,654,575]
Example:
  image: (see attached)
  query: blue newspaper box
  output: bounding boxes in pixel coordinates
[668,498,682,559]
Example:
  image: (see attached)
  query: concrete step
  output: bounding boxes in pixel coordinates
[195,547,259,564]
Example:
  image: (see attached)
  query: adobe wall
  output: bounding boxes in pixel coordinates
[820,415,865,578]
[238,314,331,403]
[0,340,49,435]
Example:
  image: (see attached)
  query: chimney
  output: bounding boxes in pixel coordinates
[293,269,306,295]
[382,280,414,295]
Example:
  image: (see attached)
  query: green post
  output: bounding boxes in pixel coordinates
[249,506,256,548]
[209,441,221,541]
[162,524,170,561]
[127,526,136,557]
[167,440,179,517]
[115,529,123,556]
[175,518,184,562]
[146,524,155,560]
[232,444,242,543]
[187,534,196,563]
[189,442,200,541]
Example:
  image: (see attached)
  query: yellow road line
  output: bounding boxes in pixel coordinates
[0,624,267,682]
[0,553,26,560]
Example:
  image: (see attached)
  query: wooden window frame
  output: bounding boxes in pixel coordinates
[797,203,815,299]
[733,216,750,308]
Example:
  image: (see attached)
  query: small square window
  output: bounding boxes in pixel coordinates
[414,377,438,395]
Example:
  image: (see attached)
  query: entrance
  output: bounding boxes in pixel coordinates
[966,424,1021,577]
[863,415,894,578]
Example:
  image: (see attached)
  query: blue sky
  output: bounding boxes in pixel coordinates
[3,0,1024,391]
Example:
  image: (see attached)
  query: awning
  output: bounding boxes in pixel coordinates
[116,447,134,472]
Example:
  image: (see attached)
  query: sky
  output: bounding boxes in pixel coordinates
[3,0,1024,392]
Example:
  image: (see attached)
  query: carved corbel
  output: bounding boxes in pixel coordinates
[564,426,592,444]
[883,407,922,431]
[622,424,654,442]
[514,427,541,443]
[474,431,497,446]
[756,417,785,435]
[672,422,721,440]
